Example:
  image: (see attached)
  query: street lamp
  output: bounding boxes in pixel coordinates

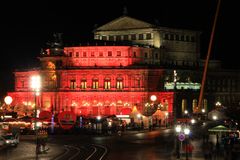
[212,115,218,120]
[175,125,181,159]
[201,108,206,120]
[30,75,41,155]
[4,96,13,119]
[215,101,221,109]
[150,95,157,102]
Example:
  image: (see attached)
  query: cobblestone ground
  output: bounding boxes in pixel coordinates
[0,140,64,160]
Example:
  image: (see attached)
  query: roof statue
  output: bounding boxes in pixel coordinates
[123,6,128,16]
[52,33,63,47]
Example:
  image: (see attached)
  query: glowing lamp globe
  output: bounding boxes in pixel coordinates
[4,96,13,105]
[150,95,157,102]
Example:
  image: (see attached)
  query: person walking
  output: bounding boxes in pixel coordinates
[41,127,49,153]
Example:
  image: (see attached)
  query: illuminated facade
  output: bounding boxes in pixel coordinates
[7,16,240,121]
[8,38,174,121]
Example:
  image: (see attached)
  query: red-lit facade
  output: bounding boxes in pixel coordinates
[8,43,174,122]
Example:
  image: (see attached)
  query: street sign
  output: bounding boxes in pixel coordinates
[58,111,76,130]
[178,133,185,141]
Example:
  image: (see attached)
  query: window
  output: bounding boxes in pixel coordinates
[186,36,189,42]
[181,35,184,41]
[99,52,103,57]
[69,52,72,57]
[102,36,107,40]
[104,79,111,89]
[181,99,187,114]
[81,80,87,89]
[116,78,123,89]
[192,99,198,113]
[92,79,99,89]
[117,51,121,56]
[91,52,94,57]
[116,35,121,41]
[83,52,87,57]
[139,34,144,40]
[21,80,25,88]
[176,35,179,41]
[109,36,114,41]
[133,52,136,57]
[136,78,140,88]
[49,80,55,88]
[164,34,169,40]
[108,51,112,56]
[144,52,148,58]
[203,99,207,111]
[123,35,128,41]
[131,34,136,40]
[146,33,152,39]
[76,52,79,57]
[155,53,158,59]
[70,80,76,89]
[170,34,174,40]
[191,36,195,42]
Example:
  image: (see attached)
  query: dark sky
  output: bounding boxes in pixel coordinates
[0,0,239,98]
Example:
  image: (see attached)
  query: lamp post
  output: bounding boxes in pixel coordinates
[30,75,41,155]
[215,101,221,109]
[201,108,206,120]
[175,125,181,159]
[165,112,169,128]
[4,96,13,119]
[184,127,190,160]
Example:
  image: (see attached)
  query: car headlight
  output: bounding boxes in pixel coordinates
[6,140,10,143]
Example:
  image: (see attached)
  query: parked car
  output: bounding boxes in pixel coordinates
[2,133,19,147]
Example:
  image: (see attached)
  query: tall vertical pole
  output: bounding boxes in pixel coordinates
[173,70,177,124]
[173,70,180,159]
[198,0,221,111]
[34,91,39,158]
[34,92,37,131]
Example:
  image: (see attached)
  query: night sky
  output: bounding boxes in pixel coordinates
[0,0,239,99]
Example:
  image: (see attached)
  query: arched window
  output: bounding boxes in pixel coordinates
[92,78,99,89]
[182,99,187,114]
[81,79,87,89]
[135,78,141,88]
[70,79,76,89]
[116,78,123,90]
[104,78,111,90]
[192,99,198,113]
[203,99,208,112]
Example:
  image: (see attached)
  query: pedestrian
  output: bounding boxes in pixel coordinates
[186,142,194,158]
[41,127,49,153]
[203,141,213,160]
[36,130,41,154]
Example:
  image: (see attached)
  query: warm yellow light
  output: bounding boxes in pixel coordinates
[31,75,41,91]
[150,95,157,102]
[215,101,221,106]
[213,115,218,120]
[184,128,190,135]
[175,125,181,133]
[4,96,13,105]
[137,113,141,118]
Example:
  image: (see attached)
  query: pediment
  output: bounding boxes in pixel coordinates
[96,16,156,31]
